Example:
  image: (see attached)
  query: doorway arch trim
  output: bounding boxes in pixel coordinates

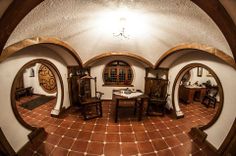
[11,59,64,131]
[0,36,83,67]
[155,43,236,70]
[171,63,224,131]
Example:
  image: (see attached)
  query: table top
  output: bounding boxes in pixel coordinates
[183,85,206,89]
[113,90,149,100]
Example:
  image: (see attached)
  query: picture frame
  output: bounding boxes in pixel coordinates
[197,67,203,77]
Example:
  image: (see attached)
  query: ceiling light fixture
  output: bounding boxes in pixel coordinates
[113,17,130,39]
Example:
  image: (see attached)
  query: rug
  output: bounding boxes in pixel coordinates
[20,95,55,110]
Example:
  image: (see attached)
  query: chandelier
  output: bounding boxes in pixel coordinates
[113,17,130,39]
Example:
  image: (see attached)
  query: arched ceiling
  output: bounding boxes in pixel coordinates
[1,0,234,65]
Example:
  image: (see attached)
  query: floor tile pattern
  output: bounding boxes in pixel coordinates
[16,96,217,156]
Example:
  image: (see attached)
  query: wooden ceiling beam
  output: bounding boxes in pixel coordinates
[0,0,44,53]
[191,0,236,61]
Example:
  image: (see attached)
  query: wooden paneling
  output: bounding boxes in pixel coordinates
[0,127,15,156]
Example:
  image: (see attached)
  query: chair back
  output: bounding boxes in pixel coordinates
[77,78,90,101]
[150,81,168,99]
[207,86,218,98]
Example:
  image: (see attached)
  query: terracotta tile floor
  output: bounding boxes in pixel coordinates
[16,96,218,156]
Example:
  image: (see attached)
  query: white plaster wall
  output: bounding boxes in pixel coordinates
[90,57,146,100]
[188,68,217,86]
[187,67,219,101]
[23,63,56,96]
[5,0,232,64]
[168,52,236,149]
[0,45,70,151]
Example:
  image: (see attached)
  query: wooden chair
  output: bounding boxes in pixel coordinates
[77,75,103,120]
[146,93,169,116]
[202,86,218,108]
[145,77,169,116]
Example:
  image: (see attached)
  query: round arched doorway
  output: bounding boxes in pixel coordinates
[11,59,64,130]
[172,63,224,130]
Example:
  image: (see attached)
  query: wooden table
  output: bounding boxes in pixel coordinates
[179,85,206,104]
[112,90,148,123]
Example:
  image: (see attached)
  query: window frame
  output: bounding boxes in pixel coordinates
[103,60,134,86]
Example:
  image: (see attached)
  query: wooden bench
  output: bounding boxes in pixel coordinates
[15,87,33,100]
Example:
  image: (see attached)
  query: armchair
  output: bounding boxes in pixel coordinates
[201,86,218,108]
[77,75,103,120]
[146,93,169,116]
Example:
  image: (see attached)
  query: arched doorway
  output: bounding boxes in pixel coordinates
[11,59,64,130]
[172,63,224,131]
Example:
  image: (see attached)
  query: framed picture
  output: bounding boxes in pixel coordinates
[197,67,203,77]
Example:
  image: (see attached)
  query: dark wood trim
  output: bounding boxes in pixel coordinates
[155,43,236,69]
[27,127,45,141]
[191,0,236,60]
[0,0,44,53]
[17,128,47,155]
[101,99,112,101]
[218,118,236,155]
[102,60,134,87]
[171,63,224,131]
[0,1,235,62]
[190,127,207,142]
[11,59,64,130]
[84,52,154,68]
[0,37,83,67]
[0,127,15,156]
[204,139,218,155]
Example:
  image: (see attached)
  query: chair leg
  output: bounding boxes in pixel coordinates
[134,101,137,115]
[96,104,99,115]
[115,99,119,123]
[99,102,103,117]
[213,100,216,108]
[162,104,165,116]
[82,105,88,120]
[207,99,211,108]
[146,102,151,115]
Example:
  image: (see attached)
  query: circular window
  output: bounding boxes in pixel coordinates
[103,60,133,86]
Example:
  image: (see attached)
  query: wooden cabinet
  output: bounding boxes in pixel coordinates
[67,66,90,106]
[179,85,206,104]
